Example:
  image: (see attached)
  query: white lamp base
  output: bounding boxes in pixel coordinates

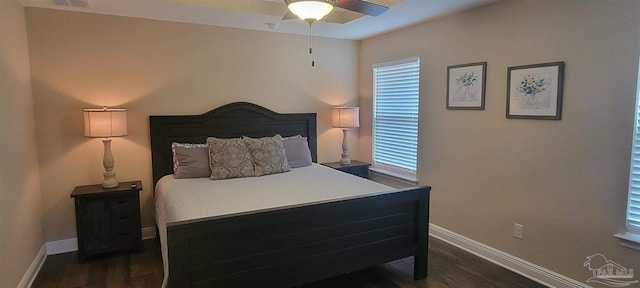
[340,129,351,165]
[340,155,351,165]
[102,139,119,188]
[102,171,118,188]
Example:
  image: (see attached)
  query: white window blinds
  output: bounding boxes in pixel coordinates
[372,58,420,179]
[626,69,640,235]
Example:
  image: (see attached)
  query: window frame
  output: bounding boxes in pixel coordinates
[616,57,640,249]
[371,57,420,183]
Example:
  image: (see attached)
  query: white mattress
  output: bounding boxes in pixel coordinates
[155,163,393,287]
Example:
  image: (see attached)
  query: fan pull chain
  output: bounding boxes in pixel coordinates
[308,20,315,67]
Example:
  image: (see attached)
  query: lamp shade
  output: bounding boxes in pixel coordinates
[332,107,360,128]
[83,108,127,138]
[287,0,334,21]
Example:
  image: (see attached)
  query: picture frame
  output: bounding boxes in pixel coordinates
[506,62,565,120]
[447,62,487,110]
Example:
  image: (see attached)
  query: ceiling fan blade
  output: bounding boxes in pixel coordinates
[282,10,297,20]
[335,0,389,16]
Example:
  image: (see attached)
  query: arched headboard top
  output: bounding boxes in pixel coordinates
[149,102,317,187]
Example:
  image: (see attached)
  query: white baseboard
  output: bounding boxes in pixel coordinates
[429,224,591,288]
[142,226,157,240]
[45,237,78,255]
[45,226,157,255]
[17,245,46,288]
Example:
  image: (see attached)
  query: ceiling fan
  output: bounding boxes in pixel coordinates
[283,0,389,67]
[283,0,389,22]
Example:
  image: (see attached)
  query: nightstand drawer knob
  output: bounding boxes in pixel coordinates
[116,199,128,204]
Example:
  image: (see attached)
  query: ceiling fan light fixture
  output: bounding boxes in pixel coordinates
[287,0,335,21]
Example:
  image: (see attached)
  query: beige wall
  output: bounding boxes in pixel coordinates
[22,0,640,284]
[359,0,640,282]
[0,1,44,287]
[25,8,359,241]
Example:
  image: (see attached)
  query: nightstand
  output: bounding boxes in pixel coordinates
[71,180,142,260]
[322,160,371,179]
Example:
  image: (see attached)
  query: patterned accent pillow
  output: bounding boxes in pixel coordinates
[171,142,207,173]
[206,137,255,180]
[243,135,291,176]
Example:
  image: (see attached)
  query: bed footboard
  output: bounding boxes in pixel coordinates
[166,186,430,288]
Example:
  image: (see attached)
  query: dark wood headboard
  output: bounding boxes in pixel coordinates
[149,102,317,187]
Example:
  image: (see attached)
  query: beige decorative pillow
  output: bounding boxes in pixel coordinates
[206,137,255,180]
[171,142,207,173]
[243,135,291,176]
[173,146,210,179]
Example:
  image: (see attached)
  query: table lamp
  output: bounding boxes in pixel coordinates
[332,106,360,165]
[83,107,127,188]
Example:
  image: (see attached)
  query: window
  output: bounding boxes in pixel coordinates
[621,60,640,244]
[372,57,420,182]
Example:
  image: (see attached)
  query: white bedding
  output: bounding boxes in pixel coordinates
[155,163,393,287]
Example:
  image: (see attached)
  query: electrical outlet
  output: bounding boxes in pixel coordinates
[514,223,524,239]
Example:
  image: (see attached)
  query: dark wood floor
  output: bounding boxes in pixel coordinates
[32,237,548,288]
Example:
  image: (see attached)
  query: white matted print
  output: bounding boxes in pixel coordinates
[507,62,564,120]
[447,62,486,110]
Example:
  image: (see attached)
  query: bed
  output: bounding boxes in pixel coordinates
[149,102,431,288]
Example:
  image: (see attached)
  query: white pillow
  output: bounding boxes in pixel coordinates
[282,135,313,168]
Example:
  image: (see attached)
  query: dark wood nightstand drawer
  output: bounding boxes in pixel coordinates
[321,160,371,179]
[339,166,366,177]
[110,196,137,216]
[112,230,139,250]
[71,181,143,260]
[112,214,136,231]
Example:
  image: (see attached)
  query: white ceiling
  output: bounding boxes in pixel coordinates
[18,0,497,40]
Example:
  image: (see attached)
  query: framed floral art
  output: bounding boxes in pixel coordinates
[447,62,487,110]
[507,62,565,120]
